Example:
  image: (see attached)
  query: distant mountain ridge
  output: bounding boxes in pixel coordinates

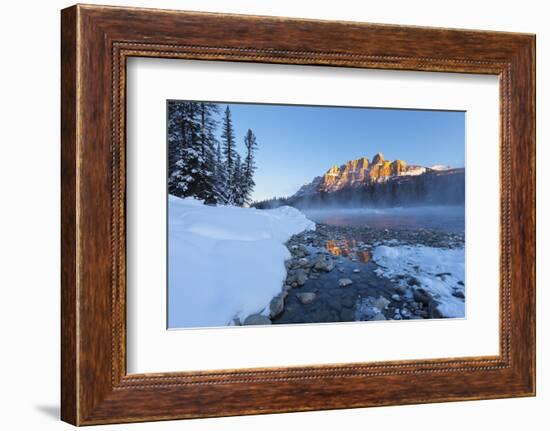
[257,153,465,209]
[294,153,429,197]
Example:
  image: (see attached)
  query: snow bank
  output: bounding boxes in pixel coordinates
[168,196,315,328]
[372,245,465,318]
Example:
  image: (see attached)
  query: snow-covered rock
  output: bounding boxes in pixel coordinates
[372,244,465,318]
[168,195,315,328]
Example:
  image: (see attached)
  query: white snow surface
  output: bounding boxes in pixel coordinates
[372,245,465,318]
[429,164,452,171]
[168,195,315,328]
[400,166,426,176]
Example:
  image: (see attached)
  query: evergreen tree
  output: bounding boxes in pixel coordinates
[168,101,257,207]
[221,106,237,202]
[167,101,199,198]
[242,129,258,205]
[167,100,185,197]
[197,102,220,204]
[232,153,245,207]
[213,142,228,204]
[167,101,212,201]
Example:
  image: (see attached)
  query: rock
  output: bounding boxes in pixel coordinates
[407,277,421,287]
[413,288,433,305]
[298,257,309,267]
[341,295,356,308]
[394,284,408,295]
[428,300,444,318]
[327,296,342,309]
[408,301,420,310]
[340,308,354,321]
[295,269,308,286]
[391,294,401,301]
[393,313,402,320]
[269,294,285,318]
[243,314,272,325]
[327,288,341,296]
[338,278,353,287]
[290,259,301,269]
[314,256,334,272]
[296,292,317,305]
[353,268,361,273]
[452,289,465,299]
[401,308,412,318]
[371,313,387,321]
[373,296,391,310]
[338,267,345,273]
[358,304,379,320]
[299,244,310,256]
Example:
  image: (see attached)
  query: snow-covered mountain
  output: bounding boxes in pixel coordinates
[295,153,424,197]
[286,153,464,208]
[429,164,453,171]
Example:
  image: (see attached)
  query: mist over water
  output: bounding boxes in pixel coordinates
[302,205,465,233]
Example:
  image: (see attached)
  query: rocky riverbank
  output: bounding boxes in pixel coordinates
[242,223,465,325]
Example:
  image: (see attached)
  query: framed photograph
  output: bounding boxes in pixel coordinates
[61,4,536,425]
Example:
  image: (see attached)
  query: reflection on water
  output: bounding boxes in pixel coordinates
[304,205,465,233]
[325,239,371,263]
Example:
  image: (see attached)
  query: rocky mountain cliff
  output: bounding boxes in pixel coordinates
[275,153,465,209]
[294,153,428,197]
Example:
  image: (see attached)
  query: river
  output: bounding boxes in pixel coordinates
[302,205,465,233]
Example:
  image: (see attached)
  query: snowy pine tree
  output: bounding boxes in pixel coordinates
[242,129,258,206]
[167,101,185,197]
[231,153,245,207]
[197,102,220,204]
[213,142,228,204]
[167,101,215,202]
[168,101,198,198]
[221,106,237,203]
[168,102,257,207]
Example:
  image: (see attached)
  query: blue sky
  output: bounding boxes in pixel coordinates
[215,102,465,202]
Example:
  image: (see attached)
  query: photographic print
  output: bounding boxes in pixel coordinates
[167,101,465,329]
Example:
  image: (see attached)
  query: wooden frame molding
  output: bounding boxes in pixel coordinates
[61,4,535,425]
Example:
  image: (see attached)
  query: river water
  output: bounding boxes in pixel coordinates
[303,205,465,233]
[270,206,466,324]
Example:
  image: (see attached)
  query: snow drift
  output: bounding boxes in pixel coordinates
[372,245,465,318]
[168,195,315,328]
